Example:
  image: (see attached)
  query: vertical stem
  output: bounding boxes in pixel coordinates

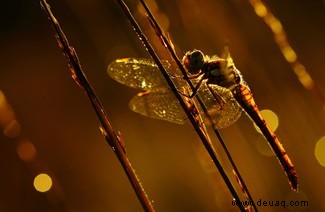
[139,0,258,210]
[116,0,246,211]
[40,1,154,211]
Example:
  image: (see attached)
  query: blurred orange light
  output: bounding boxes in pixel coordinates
[17,140,37,162]
[293,64,314,89]
[315,136,325,167]
[253,2,267,17]
[282,46,297,63]
[0,90,5,109]
[269,18,283,34]
[3,119,21,138]
[33,173,52,192]
[254,109,279,133]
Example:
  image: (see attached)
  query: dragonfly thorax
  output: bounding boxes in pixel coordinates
[204,57,242,89]
[183,50,242,89]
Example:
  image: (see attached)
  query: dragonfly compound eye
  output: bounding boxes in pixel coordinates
[182,50,205,74]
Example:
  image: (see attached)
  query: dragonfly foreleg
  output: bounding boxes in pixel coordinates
[188,76,205,98]
[207,83,226,109]
[176,75,205,98]
[168,73,181,79]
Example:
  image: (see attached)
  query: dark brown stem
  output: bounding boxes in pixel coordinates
[39,1,154,211]
[138,1,260,210]
[139,0,261,210]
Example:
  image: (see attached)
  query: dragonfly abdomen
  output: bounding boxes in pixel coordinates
[231,83,298,192]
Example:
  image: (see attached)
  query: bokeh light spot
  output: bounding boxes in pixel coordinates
[254,109,279,133]
[17,140,37,162]
[315,136,325,167]
[293,64,313,89]
[34,173,52,192]
[270,19,283,34]
[0,90,6,109]
[282,46,297,63]
[256,136,274,157]
[254,2,267,17]
[3,119,21,138]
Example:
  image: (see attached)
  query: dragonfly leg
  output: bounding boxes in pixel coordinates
[176,76,205,98]
[207,83,226,109]
[180,96,206,126]
[189,76,205,98]
[187,72,204,79]
[169,73,181,79]
[170,72,202,80]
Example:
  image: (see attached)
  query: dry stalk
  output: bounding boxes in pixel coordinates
[40,1,154,211]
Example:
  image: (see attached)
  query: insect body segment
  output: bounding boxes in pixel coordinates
[232,83,298,191]
[184,50,298,191]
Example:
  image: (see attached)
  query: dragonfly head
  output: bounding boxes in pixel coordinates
[182,50,205,75]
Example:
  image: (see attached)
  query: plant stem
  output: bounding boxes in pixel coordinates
[39,1,154,211]
[138,0,258,210]
[116,0,246,211]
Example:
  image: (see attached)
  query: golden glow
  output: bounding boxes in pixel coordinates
[282,46,297,63]
[3,119,21,138]
[17,140,37,162]
[269,18,283,34]
[0,90,6,109]
[254,109,279,133]
[141,80,147,88]
[116,58,129,63]
[315,136,325,167]
[33,173,52,192]
[253,2,267,17]
[293,63,307,77]
[248,0,322,106]
[293,64,314,89]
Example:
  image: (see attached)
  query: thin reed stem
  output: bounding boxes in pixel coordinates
[138,0,258,211]
[39,1,154,211]
[116,0,246,211]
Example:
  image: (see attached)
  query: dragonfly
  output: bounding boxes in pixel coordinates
[108,57,243,129]
[107,50,298,192]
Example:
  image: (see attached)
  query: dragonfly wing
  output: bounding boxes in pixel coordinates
[129,91,185,124]
[108,58,241,127]
[197,83,242,129]
[107,58,171,90]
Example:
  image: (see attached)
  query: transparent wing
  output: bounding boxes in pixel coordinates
[108,57,242,128]
[129,91,185,124]
[129,85,242,129]
[197,83,242,129]
[107,58,171,90]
